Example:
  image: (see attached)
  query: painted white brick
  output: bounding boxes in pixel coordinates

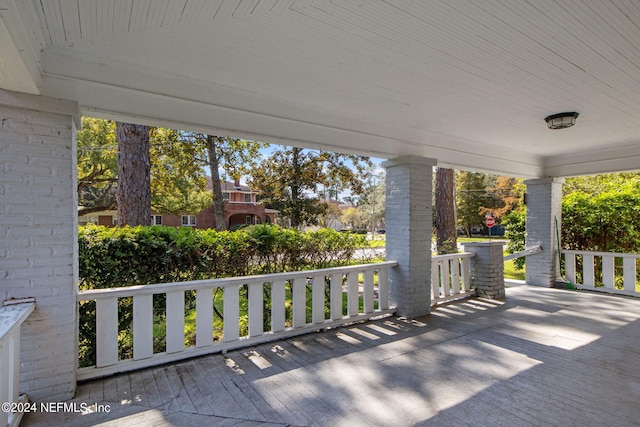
[384,155,436,318]
[525,178,564,287]
[0,89,78,401]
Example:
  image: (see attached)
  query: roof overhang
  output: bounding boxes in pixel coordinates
[1,0,639,178]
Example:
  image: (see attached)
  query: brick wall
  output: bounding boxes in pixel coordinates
[462,241,506,299]
[525,178,564,287]
[0,90,78,400]
[383,156,436,318]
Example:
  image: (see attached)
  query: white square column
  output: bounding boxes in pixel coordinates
[0,90,79,400]
[383,156,436,318]
[525,178,564,287]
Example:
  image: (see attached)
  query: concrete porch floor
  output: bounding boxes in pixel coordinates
[23,285,640,426]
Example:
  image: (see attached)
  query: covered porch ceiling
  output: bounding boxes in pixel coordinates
[1,0,639,178]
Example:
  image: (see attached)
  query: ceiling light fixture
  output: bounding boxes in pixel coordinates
[545,112,579,130]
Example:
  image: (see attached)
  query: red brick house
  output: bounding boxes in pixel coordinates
[79,180,277,229]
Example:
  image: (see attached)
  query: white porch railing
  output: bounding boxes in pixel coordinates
[77,262,397,381]
[431,252,475,305]
[563,250,640,296]
[0,299,35,427]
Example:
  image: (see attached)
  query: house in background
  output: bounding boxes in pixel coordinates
[79,179,277,229]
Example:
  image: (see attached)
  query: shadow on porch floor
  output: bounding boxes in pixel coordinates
[23,285,640,426]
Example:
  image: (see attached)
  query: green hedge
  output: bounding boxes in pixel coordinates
[79,223,365,289]
[78,224,366,367]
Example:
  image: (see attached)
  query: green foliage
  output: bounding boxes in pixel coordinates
[77,118,118,214]
[562,175,640,252]
[149,128,210,215]
[503,209,526,269]
[357,172,386,230]
[77,224,365,367]
[456,171,491,235]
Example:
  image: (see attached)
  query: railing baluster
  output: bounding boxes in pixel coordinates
[451,259,461,295]
[330,273,343,320]
[363,270,374,313]
[312,275,325,324]
[0,336,8,427]
[442,260,451,296]
[584,254,595,287]
[0,330,18,427]
[623,257,636,292]
[166,291,184,353]
[461,257,471,292]
[223,284,240,341]
[565,252,576,284]
[292,277,306,328]
[196,288,213,347]
[0,301,35,427]
[96,297,119,367]
[431,261,440,301]
[9,330,19,417]
[602,255,615,289]
[378,268,389,310]
[133,294,153,360]
[248,282,264,337]
[347,272,359,316]
[271,280,286,332]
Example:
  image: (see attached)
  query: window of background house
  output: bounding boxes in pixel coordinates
[181,215,196,226]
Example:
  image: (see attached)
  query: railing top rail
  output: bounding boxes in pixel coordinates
[504,245,542,261]
[78,261,398,301]
[562,249,640,259]
[432,252,475,261]
[0,301,35,342]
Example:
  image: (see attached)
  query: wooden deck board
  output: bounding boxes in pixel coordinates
[23,286,640,426]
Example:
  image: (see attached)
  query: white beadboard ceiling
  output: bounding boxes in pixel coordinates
[1,0,639,177]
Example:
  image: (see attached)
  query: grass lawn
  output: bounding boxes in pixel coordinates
[504,259,526,281]
[367,239,386,248]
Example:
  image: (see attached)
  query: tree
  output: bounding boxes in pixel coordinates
[341,207,366,229]
[116,122,151,226]
[250,147,372,228]
[78,118,210,217]
[150,128,210,215]
[77,118,118,216]
[319,202,343,229]
[357,171,386,233]
[481,176,524,220]
[197,135,266,231]
[435,167,457,254]
[456,171,489,236]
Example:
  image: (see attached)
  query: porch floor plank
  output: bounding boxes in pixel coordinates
[23,285,640,426]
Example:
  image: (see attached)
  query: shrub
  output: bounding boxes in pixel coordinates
[503,209,526,270]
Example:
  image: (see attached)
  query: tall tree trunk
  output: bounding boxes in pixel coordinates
[116,122,151,226]
[206,135,228,231]
[435,167,457,254]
